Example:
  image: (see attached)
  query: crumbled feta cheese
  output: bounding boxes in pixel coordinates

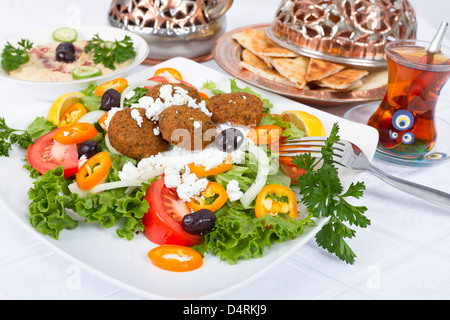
[153,127,160,136]
[78,154,88,169]
[118,161,141,181]
[193,121,201,129]
[226,179,244,202]
[124,90,135,100]
[177,173,209,202]
[104,107,122,130]
[130,108,143,127]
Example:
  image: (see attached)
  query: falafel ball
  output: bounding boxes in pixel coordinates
[206,92,264,127]
[158,105,217,151]
[146,83,202,104]
[107,108,169,160]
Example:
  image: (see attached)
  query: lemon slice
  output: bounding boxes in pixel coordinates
[48,92,85,126]
[281,110,326,137]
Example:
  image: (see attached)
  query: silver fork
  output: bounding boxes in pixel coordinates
[280,137,450,208]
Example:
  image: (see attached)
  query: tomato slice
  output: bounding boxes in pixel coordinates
[154,67,183,81]
[147,76,197,89]
[187,182,228,213]
[58,102,87,127]
[247,125,283,145]
[255,184,298,220]
[27,129,79,178]
[53,122,98,145]
[279,156,307,182]
[76,151,112,190]
[143,176,203,247]
[94,78,128,96]
[147,245,203,272]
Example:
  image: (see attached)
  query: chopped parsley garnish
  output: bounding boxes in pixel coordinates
[84,34,136,70]
[1,39,33,71]
[291,123,370,264]
[0,117,33,157]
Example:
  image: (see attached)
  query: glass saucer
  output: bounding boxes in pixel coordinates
[344,102,450,167]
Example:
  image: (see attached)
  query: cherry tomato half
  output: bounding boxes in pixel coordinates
[94,78,128,96]
[27,129,79,178]
[76,151,112,190]
[255,184,298,220]
[53,122,98,145]
[58,102,87,127]
[142,176,203,247]
[187,182,228,213]
[147,245,203,272]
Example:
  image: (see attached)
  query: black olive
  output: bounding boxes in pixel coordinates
[56,42,75,54]
[101,88,121,111]
[215,128,244,152]
[77,140,101,159]
[182,209,217,235]
[55,49,75,63]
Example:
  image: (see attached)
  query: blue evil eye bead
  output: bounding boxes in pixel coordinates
[390,131,398,139]
[401,132,415,144]
[425,152,447,160]
[392,110,414,131]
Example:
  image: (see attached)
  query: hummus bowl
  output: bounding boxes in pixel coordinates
[0,25,149,96]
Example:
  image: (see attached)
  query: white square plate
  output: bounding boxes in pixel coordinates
[0,57,379,299]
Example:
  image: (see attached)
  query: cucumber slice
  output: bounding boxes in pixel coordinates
[72,66,102,80]
[52,27,78,42]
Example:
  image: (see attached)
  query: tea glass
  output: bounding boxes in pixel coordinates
[348,39,450,165]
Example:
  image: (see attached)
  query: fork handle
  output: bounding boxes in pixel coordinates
[368,164,450,208]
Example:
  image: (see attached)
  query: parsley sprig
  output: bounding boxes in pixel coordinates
[0,117,33,157]
[1,39,33,71]
[84,34,136,70]
[291,123,370,264]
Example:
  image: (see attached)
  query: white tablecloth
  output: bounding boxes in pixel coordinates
[1,0,450,300]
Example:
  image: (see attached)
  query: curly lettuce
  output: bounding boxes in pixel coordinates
[26,153,151,240]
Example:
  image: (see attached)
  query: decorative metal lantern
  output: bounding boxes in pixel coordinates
[267,0,417,67]
[108,0,234,61]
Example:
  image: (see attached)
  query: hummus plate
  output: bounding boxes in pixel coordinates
[0,26,148,95]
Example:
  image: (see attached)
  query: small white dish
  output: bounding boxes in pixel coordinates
[0,25,149,97]
[0,57,378,299]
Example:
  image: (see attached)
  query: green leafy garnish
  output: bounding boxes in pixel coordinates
[1,39,33,71]
[0,117,33,157]
[258,114,306,140]
[84,34,136,70]
[291,123,370,264]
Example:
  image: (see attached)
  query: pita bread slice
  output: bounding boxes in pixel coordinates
[270,56,310,89]
[305,58,346,82]
[317,68,369,90]
[240,49,296,87]
[232,29,298,58]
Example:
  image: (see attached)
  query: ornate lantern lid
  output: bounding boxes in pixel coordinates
[268,0,417,67]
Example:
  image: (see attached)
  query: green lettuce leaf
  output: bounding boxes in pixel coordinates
[258,114,306,140]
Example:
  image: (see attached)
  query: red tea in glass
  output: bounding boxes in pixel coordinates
[367,40,450,159]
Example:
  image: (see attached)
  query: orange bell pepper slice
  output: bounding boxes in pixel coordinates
[53,122,98,145]
[255,184,297,220]
[154,67,183,81]
[147,245,203,272]
[188,156,232,177]
[187,182,228,213]
[58,102,87,127]
[247,125,283,145]
[94,78,128,96]
[76,151,112,190]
